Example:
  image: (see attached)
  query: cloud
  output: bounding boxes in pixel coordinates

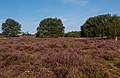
[59,0,89,5]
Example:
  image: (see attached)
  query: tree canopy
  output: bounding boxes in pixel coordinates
[81,14,120,38]
[106,15,120,37]
[1,18,21,37]
[36,18,65,37]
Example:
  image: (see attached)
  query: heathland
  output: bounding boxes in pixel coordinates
[0,36,120,78]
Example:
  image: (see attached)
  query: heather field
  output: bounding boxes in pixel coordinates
[0,36,120,78]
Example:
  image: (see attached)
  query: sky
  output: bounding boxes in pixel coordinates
[0,0,120,34]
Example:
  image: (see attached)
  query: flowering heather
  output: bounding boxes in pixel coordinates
[0,37,120,78]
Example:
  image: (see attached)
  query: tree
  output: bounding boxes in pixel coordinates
[36,18,65,38]
[81,14,112,37]
[1,18,21,37]
[106,15,120,40]
[81,14,120,40]
[22,31,32,36]
[65,31,80,38]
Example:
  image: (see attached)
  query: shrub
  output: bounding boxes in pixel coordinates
[22,54,36,63]
[49,44,58,48]
[52,67,69,78]
[36,68,57,78]
[62,42,70,48]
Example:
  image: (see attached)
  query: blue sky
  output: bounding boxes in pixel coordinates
[0,0,120,34]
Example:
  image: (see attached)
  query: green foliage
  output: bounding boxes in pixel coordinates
[106,15,120,37]
[22,31,32,36]
[76,71,89,78]
[1,18,21,37]
[65,31,80,38]
[36,18,65,38]
[62,42,70,48]
[23,54,36,63]
[81,14,120,37]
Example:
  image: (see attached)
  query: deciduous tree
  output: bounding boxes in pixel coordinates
[36,18,65,38]
[1,18,21,37]
[81,14,120,40]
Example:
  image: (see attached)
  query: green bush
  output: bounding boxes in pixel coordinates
[62,42,70,48]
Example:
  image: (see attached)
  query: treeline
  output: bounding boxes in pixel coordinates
[0,14,120,38]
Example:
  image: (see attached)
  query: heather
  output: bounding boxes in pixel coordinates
[0,37,120,78]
